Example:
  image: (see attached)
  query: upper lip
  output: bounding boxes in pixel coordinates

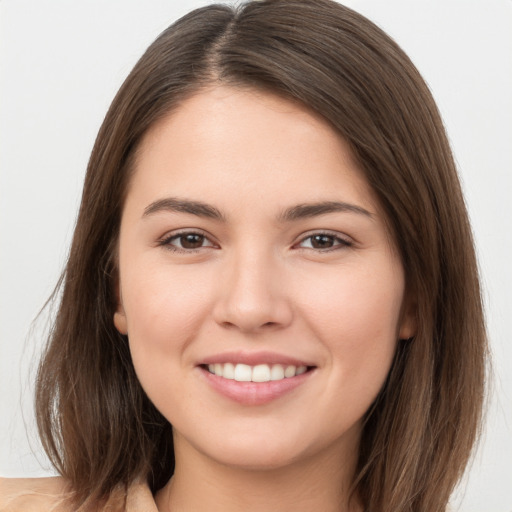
[199,350,315,367]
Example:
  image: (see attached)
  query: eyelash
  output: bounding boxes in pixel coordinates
[158,230,353,254]
[296,232,353,252]
[157,230,214,254]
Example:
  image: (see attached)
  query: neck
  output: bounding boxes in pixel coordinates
[155,432,362,512]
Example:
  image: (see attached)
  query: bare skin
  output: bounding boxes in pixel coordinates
[155,428,360,512]
[114,86,416,512]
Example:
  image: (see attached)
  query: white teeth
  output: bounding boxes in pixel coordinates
[234,363,252,382]
[223,362,235,379]
[252,364,271,382]
[284,365,296,378]
[270,364,285,381]
[207,363,309,382]
[214,363,223,377]
[296,365,307,375]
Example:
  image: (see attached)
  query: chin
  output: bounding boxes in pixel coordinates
[208,443,305,471]
[183,422,356,473]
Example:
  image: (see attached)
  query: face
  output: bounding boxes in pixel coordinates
[114,86,415,473]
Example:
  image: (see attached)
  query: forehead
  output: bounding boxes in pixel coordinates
[127,85,379,218]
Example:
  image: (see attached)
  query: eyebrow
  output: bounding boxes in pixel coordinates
[278,201,373,222]
[142,197,373,222]
[143,197,226,221]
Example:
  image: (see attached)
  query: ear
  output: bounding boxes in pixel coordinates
[398,296,417,340]
[114,305,128,335]
[113,283,128,335]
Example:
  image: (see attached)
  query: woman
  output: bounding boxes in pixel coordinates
[0,0,487,510]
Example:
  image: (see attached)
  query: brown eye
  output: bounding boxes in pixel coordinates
[298,233,352,251]
[160,231,215,252]
[310,235,335,249]
[179,233,205,249]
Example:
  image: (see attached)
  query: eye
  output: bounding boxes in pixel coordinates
[297,232,352,251]
[159,231,216,252]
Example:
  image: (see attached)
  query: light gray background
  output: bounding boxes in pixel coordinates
[1,1,511,510]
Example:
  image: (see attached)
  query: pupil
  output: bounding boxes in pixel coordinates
[181,234,203,249]
[312,235,333,248]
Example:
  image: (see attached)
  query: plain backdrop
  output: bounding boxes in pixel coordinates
[1,1,511,510]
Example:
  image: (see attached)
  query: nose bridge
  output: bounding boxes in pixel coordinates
[214,243,292,332]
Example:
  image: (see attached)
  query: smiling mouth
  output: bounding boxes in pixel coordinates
[202,363,314,383]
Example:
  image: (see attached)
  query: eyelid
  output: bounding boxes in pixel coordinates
[293,230,353,250]
[157,228,218,251]
[157,228,353,253]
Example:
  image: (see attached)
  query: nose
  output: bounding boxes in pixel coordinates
[212,248,293,333]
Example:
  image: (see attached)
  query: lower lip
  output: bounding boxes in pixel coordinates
[199,366,314,406]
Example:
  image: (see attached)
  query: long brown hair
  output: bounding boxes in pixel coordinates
[36,1,488,510]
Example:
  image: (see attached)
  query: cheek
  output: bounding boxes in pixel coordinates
[296,259,404,389]
[121,265,214,369]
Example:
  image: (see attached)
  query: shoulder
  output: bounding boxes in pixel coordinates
[0,477,72,511]
[0,477,158,512]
